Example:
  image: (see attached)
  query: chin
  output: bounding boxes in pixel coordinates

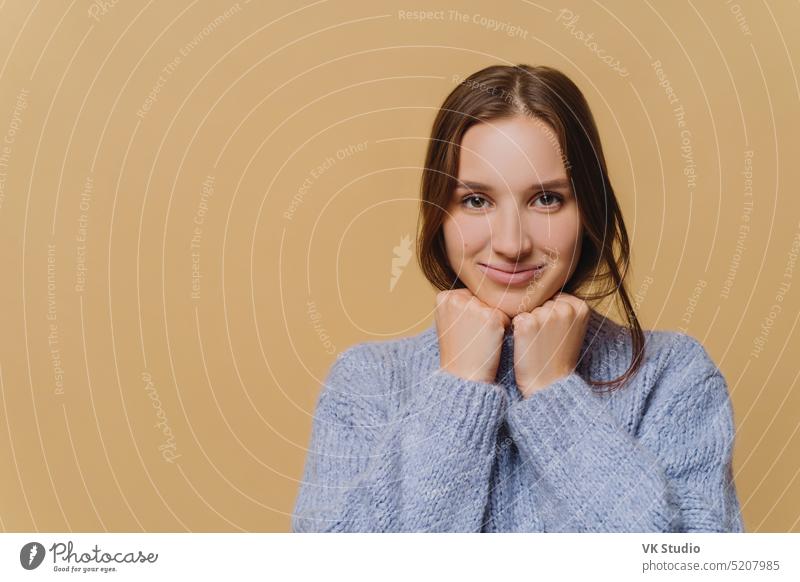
[469,276,562,317]
[497,300,534,319]
[475,289,543,318]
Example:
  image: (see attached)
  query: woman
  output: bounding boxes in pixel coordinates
[292,64,745,533]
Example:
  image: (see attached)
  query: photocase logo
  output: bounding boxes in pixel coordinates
[20,542,46,570]
[389,233,413,291]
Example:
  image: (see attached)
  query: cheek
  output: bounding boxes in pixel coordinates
[532,212,581,254]
[443,216,488,257]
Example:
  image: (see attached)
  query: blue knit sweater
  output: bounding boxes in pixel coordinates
[292,307,745,532]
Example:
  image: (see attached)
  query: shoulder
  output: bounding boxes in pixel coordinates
[325,325,437,397]
[591,307,721,379]
[638,328,733,422]
[646,328,724,383]
[588,310,730,399]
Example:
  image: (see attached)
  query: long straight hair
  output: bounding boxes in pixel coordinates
[416,64,644,393]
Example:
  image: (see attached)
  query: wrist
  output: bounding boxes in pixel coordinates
[439,366,494,384]
[519,371,572,398]
[519,384,545,399]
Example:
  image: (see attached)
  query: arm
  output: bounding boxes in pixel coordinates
[505,334,745,533]
[292,344,507,532]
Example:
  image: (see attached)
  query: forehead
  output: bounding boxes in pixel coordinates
[457,116,566,186]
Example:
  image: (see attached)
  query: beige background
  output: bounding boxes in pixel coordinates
[0,0,798,532]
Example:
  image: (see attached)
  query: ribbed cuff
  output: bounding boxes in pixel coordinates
[405,369,507,457]
[506,373,675,532]
[505,372,625,470]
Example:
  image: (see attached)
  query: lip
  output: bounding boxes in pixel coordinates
[477,263,545,286]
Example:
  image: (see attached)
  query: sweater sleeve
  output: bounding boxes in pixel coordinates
[291,344,507,532]
[505,334,745,533]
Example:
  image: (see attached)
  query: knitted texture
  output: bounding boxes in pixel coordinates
[292,307,745,532]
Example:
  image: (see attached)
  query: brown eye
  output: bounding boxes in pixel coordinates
[461,194,489,210]
[533,192,564,208]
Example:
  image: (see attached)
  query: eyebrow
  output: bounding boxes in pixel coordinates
[454,178,571,192]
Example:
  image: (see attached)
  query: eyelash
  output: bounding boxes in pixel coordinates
[459,192,564,211]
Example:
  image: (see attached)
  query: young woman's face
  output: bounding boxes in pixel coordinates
[442,115,583,319]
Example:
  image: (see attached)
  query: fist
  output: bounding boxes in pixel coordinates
[435,289,511,384]
[512,293,590,398]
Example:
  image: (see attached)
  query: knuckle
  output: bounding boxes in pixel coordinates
[515,312,534,328]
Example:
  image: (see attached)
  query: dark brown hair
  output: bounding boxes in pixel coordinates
[415,63,644,393]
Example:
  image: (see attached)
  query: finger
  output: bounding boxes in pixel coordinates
[551,292,572,303]
[450,288,473,303]
[550,293,580,313]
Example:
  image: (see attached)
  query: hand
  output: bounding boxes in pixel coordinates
[434,289,511,384]
[512,293,590,398]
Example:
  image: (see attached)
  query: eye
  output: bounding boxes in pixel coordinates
[460,193,490,210]
[533,191,564,208]
[458,191,565,211]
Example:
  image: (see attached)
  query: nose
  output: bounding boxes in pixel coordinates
[489,203,533,260]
